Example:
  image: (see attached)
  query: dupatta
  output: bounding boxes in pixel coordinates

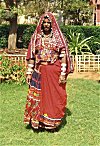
[26,12,74,74]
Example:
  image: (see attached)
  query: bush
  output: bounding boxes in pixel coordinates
[0,24,9,48]
[21,25,36,48]
[0,24,100,54]
[17,24,36,48]
[0,56,26,84]
[60,25,100,54]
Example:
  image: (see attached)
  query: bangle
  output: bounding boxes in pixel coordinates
[61,67,66,72]
[26,71,32,75]
[59,54,64,57]
[61,51,66,54]
[61,72,66,75]
[28,64,34,68]
[27,68,33,72]
[61,63,66,67]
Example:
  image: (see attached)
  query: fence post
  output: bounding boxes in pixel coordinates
[75,55,78,72]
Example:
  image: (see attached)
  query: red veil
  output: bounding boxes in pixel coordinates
[26,12,74,74]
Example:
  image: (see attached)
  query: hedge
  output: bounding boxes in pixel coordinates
[0,24,100,54]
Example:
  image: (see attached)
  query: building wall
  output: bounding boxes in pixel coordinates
[90,0,100,25]
[96,0,100,25]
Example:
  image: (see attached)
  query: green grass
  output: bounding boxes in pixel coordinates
[0,79,100,146]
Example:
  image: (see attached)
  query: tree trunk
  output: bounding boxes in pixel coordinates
[8,15,17,50]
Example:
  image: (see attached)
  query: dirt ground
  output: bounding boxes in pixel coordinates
[68,72,100,81]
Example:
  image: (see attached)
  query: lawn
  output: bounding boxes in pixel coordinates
[0,79,100,146]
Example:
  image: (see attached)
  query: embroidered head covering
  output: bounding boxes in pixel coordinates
[26,12,74,74]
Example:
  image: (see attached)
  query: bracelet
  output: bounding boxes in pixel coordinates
[61,51,66,54]
[61,63,66,67]
[26,67,33,75]
[27,68,33,72]
[26,71,32,75]
[61,67,66,72]
[61,72,66,75]
[59,54,64,57]
[28,64,34,68]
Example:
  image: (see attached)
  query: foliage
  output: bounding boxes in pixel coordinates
[56,0,93,25]
[0,24,100,54]
[60,25,100,54]
[0,0,93,25]
[0,79,100,145]
[67,30,93,55]
[21,25,36,48]
[0,7,17,20]
[21,0,50,17]
[0,0,94,50]
[0,37,8,48]
[0,56,26,84]
[0,24,9,48]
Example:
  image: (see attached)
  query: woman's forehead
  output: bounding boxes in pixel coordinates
[43,18,50,22]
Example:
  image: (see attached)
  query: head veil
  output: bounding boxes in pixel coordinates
[26,12,74,74]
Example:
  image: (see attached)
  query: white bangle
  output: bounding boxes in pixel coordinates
[28,64,34,68]
[61,72,66,75]
[61,68,66,72]
[61,63,66,67]
[61,51,65,54]
[26,71,32,75]
[59,54,64,57]
[27,68,33,72]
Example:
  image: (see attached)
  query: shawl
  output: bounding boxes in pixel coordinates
[26,12,74,74]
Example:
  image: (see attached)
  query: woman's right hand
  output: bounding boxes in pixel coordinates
[26,74,32,85]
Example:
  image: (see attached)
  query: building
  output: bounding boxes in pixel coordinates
[90,0,100,25]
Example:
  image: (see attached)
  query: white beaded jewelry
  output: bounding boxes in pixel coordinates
[61,67,66,72]
[26,64,34,75]
[27,68,33,72]
[61,63,66,67]
[59,54,64,57]
[28,64,34,68]
[26,71,33,75]
[61,63,66,75]
[61,72,66,75]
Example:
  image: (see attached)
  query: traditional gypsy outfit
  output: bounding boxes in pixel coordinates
[24,12,73,129]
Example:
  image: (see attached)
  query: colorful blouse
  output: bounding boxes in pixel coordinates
[36,48,58,64]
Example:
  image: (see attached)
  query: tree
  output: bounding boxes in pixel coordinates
[0,0,93,50]
[0,0,52,50]
[0,0,18,50]
[57,0,92,25]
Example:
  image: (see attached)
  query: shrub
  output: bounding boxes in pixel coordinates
[0,24,100,54]
[0,24,9,48]
[60,25,100,54]
[0,56,26,84]
[17,24,36,48]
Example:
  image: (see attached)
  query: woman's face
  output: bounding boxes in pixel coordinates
[42,18,51,33]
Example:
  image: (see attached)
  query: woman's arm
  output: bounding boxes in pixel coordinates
[59,49,67,84]
[26,59,34,84]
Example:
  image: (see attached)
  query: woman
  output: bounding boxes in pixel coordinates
[24,12,73,130]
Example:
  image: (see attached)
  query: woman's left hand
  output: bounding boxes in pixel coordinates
[59,75,66,84]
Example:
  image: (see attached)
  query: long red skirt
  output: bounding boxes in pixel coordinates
[24,60,67,129]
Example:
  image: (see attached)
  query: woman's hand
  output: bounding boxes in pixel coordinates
[59,75,66,84]
[26,74,32,85]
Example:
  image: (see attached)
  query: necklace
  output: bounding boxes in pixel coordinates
[41,31,53,49]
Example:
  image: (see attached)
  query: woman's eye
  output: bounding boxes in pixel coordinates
[43,22,50,24]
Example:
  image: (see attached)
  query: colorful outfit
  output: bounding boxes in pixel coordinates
[24,12,73,129]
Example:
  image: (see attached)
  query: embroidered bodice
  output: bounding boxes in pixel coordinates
[35,35,59,64]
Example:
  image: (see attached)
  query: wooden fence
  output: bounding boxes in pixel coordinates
[75,55,100,72]
[1,54,100,72]
[2,54,27,65]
